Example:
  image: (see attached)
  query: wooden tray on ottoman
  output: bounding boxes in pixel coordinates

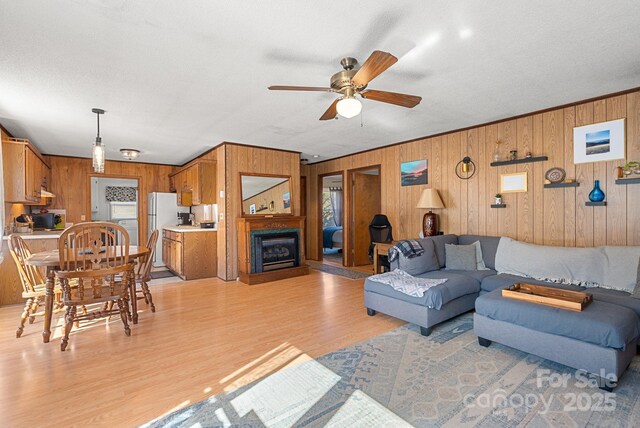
[502,283,593,312]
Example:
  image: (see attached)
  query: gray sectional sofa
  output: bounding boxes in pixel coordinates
[364,234,640,389]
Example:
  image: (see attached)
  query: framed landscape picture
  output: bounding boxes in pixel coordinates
[401,160,428,186]
[573,119,625,164]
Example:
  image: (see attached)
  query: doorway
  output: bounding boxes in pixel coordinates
[348,166,381,267]
[89,176,140,245]
[317,172,344,267]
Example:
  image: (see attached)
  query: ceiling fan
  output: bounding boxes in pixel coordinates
[268,50,422,120]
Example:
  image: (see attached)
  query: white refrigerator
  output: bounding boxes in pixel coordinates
[148,192,190,267]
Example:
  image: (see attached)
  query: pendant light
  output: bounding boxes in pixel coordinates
[92,108,105,173]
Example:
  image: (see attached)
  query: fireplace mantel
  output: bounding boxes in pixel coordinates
[237,216,309,284]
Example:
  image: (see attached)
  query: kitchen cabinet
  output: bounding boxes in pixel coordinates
[162,228,217,280]
[2,138,51,205]
[0,235,60,306]
[169,160,216,206]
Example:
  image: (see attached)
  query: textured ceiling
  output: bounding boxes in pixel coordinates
[1,1,639,165]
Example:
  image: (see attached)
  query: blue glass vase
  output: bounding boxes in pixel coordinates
[588,180,605,202]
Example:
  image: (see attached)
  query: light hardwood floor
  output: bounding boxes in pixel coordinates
[0,270,403,427]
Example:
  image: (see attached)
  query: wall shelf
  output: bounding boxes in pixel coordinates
[491,204,507,208]
[615,178,640,185]
[585,201,606,206]
[544,182,579,188]
[490,156,548,167]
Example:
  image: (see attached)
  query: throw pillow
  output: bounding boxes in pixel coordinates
[471,241,490,271]
[396,239,439,276]
[444,243,477,271]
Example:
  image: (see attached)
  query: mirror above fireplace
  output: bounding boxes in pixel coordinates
[240,174,292,216]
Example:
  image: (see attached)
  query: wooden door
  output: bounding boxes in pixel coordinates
[175,240,183,276]
[351,172,381,266]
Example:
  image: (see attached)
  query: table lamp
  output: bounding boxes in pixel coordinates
[416,189,445,236]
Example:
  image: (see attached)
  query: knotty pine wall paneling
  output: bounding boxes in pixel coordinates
[628,92,640,245]
[221,144,301,280]
[46,156,176,243]
[305,90,640,261]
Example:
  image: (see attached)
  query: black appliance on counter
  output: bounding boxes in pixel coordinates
[32,213,56,229]
[177,212,193,226]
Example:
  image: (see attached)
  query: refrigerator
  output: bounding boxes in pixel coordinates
[148,192,190,267]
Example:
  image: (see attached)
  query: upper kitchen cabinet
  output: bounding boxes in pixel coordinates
[169,160,216,206]
[2,138,52,204]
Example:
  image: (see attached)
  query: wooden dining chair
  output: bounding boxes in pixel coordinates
[134,229,159,312]
[8,234,63,338]
[56,222,135,351]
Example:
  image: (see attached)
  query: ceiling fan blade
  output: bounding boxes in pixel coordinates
[319,99,339,121]
[268,85,333,92]
[351,51,398,87]
[361,90,422,108]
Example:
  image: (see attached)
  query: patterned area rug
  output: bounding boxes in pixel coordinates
[143,313,640,427]
[305,260,370,280]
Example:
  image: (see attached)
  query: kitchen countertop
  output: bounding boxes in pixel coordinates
[163,226,217,232]
[2,230,64,240]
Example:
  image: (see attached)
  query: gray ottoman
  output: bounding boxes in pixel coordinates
[474,290,640,390]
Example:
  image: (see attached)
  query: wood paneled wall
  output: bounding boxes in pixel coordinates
[305,90,640,261]
[45,156,176,242]
[195,144,300,280]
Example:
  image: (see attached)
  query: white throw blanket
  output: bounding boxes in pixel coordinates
[369,269,447,297]
[495,237,640,294]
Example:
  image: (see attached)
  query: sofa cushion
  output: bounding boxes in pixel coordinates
[447,269,497,284]
[476,290,640,350]
[479,274,640,318]
[364,270,480,310]
[495,237,640,293]
[430,234,459,268]
[480,273,585,293]
[445,243,477,271]
[458,235,501,269]
[393,238,439,276]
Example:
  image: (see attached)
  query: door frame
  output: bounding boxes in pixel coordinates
[86,173,143,245]
[346,164,381,267]
[317,170,345,264]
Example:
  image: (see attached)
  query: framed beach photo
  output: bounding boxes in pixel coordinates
[573,119,625,164]
[401,160,428,186]
[500,172,528,193]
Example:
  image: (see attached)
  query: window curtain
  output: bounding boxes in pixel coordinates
[329,187,343,227]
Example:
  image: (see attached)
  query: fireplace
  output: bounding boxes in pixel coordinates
[253,231,300,273]
[238,216,308,285]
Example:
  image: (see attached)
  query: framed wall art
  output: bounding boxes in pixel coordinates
[500,172,528,193]
[573,118,625,164]
[401,159,428,186]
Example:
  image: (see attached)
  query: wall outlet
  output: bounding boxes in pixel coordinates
[219,213,224,220]
[80,215,86,221]
[219,190,224,198]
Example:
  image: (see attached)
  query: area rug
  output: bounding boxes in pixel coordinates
[150,270,177,279]
[305,260,370,280]
[143,313,640,427]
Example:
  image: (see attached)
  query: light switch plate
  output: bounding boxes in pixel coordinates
[219,190,224,198]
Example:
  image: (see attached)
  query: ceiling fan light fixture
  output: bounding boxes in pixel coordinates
[336,96,362,119]
[120,148,140,160]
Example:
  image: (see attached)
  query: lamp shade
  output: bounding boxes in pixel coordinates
[416,189,445,209]
[336,96,362,118]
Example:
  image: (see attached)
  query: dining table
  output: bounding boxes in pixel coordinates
[25,245,149,343]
